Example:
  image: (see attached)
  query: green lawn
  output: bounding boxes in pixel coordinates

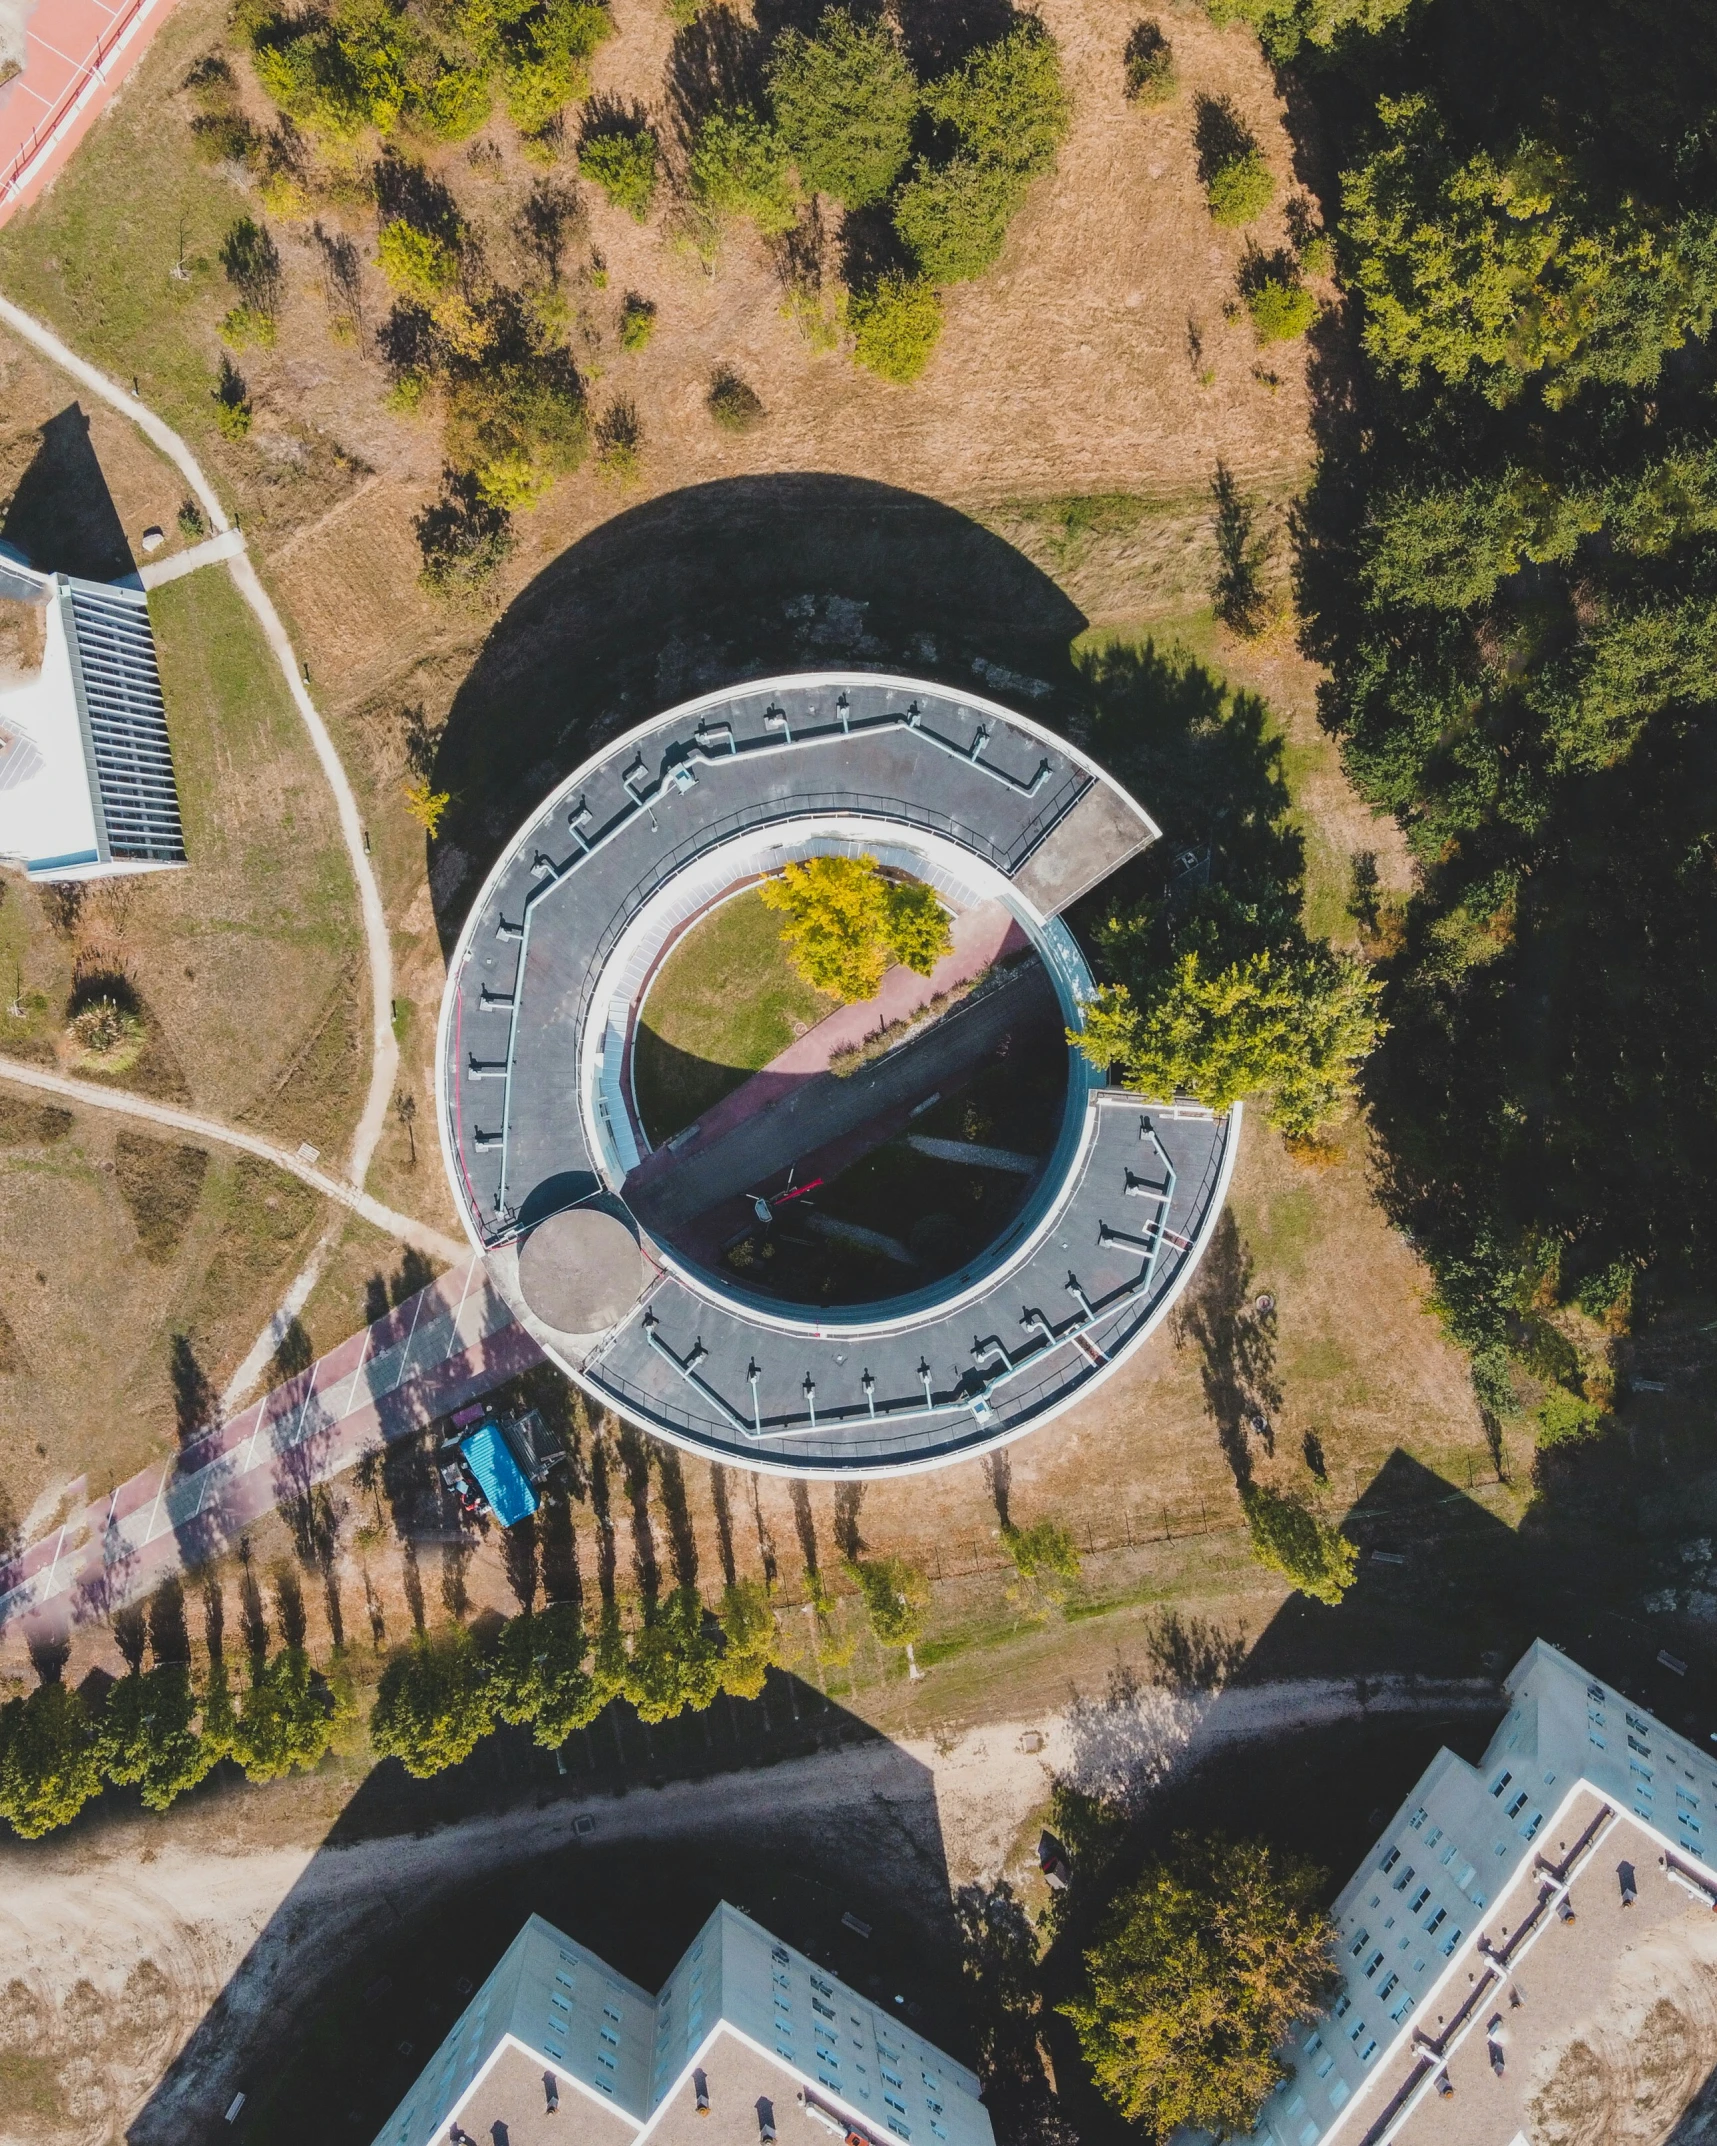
[632,890,832,1143]
[0,0,247,448]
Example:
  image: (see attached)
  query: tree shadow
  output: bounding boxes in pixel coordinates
[616,1424,660,1601]
[127,1676,965,2146]
[0,404,135,583]
[426,475,1087,954]
[1169,1210,1281,1490]
[501,1515,538,1612]
[169,1335,217,1449]
[1066,636,1304,969]
[710,1463,737,1587]
[1036,1439,1717,2140]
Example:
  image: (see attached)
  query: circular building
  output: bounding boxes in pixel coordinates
[435,673,1240,1476]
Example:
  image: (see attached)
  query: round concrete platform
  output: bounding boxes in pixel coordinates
[517,1208,643,1333]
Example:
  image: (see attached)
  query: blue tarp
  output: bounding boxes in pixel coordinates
[461,1422,537,1527]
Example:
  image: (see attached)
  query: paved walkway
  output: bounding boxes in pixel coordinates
[628,900,1028,1191]
[0,291,405,1395]
[0,1056,463,1261]
[0,1258,542,1644]
[626,959,1057,1246]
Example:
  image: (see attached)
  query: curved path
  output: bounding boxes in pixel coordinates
[0,1054,461,1262]
[0,288,406,1390]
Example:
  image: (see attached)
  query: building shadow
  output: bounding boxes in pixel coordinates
[427,474,1088,955]
[126,1671,961,2146]
[1033,1439,1717,2142]
[0,403,135,584]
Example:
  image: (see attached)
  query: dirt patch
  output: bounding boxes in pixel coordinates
[0,1097,72,1146]
[113,1133,211,1265]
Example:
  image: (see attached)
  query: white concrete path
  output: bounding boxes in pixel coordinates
[137,525,245,587]
[0,288,407,1395]
[0,1054,461,1262]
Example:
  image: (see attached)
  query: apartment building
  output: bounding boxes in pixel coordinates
[370,1903,993,2146]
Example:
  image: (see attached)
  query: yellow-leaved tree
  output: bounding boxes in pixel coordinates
[760,854,951,1002]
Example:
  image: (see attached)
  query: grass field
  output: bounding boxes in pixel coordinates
[0,1101,325,1517]
[0,556,369,1509]
[632,889,833,1143]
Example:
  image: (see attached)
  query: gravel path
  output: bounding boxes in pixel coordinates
[0,290,404,1393]
[0,1672,1502,2146]
[0,1054,461,1261]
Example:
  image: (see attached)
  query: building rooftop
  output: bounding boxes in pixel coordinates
[435,671,1237,1475]
[371,1904,993,2146]
[0,558,185,880]
[1254,1639,1717,2146]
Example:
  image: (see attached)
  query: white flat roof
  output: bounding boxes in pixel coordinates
[0,558,184,879]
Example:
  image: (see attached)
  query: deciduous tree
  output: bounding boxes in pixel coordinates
[1061,1831,1336,2136]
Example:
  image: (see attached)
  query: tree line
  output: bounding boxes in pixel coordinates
[0,1547,942,1838]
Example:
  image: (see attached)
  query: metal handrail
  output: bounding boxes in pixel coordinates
[475,768,1090,1230]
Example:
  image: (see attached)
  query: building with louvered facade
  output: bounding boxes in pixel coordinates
[0,557,185,880]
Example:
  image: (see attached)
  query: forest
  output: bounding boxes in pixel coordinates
[1268,0,1717,1432]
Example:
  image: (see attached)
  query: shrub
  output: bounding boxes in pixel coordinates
[892,20,1068,282]
[191,111,260,165]
[847,272,942,382]
[418,60,492,140]
[594,394,642,481]
[1298,231,1335,278]
[499,0,612,135]
[893,156,1022,283]
[1207,150,1274,225]
[1537,1388,1607,1447]
[415,467,516,591]
[443,348,587,509]
[708,364,764,431]
[248,0,418,139]
[377,219,461,297]
[221,304,276,348]
[212,354,253,438]
[688,108,798,236]
[1195,94,1272,224]
[371,1628,495,1778]
[848,1555,929,1647]
[1002,1518,1082,1588]
[618,291,656,350]
[403,778,451,834]
[1061,1831,1337,2136]
[1123,19,1175,104]
[578,110,658,218]
[765,6,917,209]
[1240,1485,1359,1605]
[922,19,1069,180]
[1243,254,1317,341]
[68,995,143,1068]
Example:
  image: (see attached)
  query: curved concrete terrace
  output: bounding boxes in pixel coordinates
[436,672,1240,1476]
